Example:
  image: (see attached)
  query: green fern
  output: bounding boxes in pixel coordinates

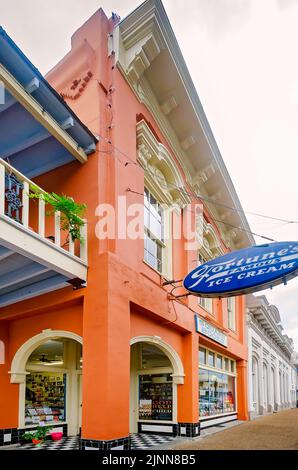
[29,185,87,243]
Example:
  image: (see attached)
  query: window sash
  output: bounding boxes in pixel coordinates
[227,297,236,331]
[144,188,165,273]
[197,253,213,313]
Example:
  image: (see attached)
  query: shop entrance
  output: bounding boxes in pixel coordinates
[130,341,176,434]
[23,338,82,436]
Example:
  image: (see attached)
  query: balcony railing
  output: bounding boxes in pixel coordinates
[0,158,87,265]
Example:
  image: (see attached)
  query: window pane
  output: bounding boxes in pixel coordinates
[208,352,215,367]
[144,205,150,229]
[227,297,236,331]
[199,368,209,417]
[217,355,223,370]
[150,213,162,240]
[139,374,172,421]
[224,358,229,371]
[222,374,236,413]
[230,361,235,373]
[144,189,150,208]
[25,371,66,426]
[209,372,224,416]
[199,348,206,365]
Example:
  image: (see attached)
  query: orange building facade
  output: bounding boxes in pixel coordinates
[0,0,253,450]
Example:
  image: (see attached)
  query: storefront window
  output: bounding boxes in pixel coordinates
[25,371,66,425]
[208,351,215,367]
[199,369,236,418]
[199,348,206,365]
[223,375,236,413]
[139,373,172,421]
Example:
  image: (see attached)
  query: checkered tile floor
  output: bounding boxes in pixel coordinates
[131,433,176,449]
[21,436,79,450]
[19,433,176,450]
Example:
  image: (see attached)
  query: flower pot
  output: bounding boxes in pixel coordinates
[51,432,63,441]
[32,439,43,446]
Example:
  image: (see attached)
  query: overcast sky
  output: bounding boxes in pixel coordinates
[1,0,298,349]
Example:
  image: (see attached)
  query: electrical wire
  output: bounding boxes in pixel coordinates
[94,133,298,227]
[126,188,276,242]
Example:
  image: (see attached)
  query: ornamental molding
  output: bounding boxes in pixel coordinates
[130,335,185,385]
[198,219,225,260]
[249,326,292,367]
[136,119,191,207]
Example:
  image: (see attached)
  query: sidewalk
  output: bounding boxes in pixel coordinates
[168,409,298,450]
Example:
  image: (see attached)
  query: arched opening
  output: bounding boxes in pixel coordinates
[279,370,283,405]
[10,330,82,436]
[271,367,276,410]
[263,363,269,413]
[252,357,259,415]
[130,336,184,434]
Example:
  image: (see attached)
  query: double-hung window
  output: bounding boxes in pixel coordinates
[197,253,213,313]
[227,297,236,331]
[144,188,165,273]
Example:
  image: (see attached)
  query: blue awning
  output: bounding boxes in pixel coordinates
[0,26,98,178]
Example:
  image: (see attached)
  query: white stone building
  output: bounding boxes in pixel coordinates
[246,295,297,419]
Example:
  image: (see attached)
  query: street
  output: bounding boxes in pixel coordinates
[170,409,298,450]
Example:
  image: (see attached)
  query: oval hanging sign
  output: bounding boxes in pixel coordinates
[183,242,298,298]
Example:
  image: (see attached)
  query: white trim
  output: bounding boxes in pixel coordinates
[130,336,185,384]
[0,214,87,281]
[130,336,184,434]
[140,424,173,433]
[10,329,82,383]
[10,330,82,432]
[200,414,237,428]
[115,0,254,247]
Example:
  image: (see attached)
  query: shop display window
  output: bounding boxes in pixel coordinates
[139,373,172,421]
[199,368,236,417]
[25,372,66,426]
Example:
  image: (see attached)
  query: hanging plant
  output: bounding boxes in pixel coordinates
[29,186,87,243]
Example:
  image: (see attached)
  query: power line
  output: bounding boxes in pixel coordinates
[97,138,277,241]
[96,134,298,226]
[126,188,276,243]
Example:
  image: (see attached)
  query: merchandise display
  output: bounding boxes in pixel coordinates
[139,373,173,421]
[199,368,236,417]
[25,372,66,425]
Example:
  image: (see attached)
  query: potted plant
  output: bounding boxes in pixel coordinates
[23,425,53,446]
[29,186,87,244]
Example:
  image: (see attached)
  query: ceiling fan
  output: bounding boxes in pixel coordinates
[37,354,63,366]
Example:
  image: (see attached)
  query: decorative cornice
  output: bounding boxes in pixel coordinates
[136,119,191,207]
[115,0,254,247]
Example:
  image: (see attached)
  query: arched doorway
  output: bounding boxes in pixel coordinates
[10,330,82,436]
[130,336,184,434]
[252,357,259,415]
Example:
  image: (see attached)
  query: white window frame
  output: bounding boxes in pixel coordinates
[197,253,213,314]
[198,346,238,419]
[143,186,172,279]
[227,297,236,332]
